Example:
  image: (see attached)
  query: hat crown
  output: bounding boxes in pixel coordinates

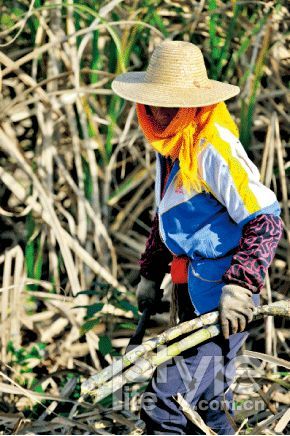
[144,41,211,89]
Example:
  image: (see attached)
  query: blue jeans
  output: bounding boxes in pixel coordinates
[140,284,258,434]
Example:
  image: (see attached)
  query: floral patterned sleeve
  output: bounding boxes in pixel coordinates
[222,214,283,293]
[138,212,173,284]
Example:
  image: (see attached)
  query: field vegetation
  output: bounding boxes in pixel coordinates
[0,0,289,433]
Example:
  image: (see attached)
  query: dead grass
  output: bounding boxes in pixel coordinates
[0,0,289,434]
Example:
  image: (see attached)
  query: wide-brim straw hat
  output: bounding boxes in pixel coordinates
[112,40,240,107]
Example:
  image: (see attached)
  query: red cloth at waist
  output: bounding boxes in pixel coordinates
[170,255,189,284]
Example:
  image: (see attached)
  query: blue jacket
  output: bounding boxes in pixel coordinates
[155,123,280,315]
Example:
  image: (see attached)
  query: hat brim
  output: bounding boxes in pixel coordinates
[112,72,240,108]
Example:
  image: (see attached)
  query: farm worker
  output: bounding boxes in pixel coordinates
[112,41,283,434]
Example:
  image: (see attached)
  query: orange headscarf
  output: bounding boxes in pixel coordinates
[136,101,239,194]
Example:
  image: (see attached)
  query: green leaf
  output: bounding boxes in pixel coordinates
[117,322,137,330]
[75,282,111,298]
[7,340,15,354]
[74,302,104,318]
[80,318,100,335]
[151,11,168,37]
[82,157,93,201]
[0,14,14,27]
[25,213,35,278]
[34,385,44,393]
[34,236,43,281]
[99,335,112,356]
[115,300,138,317]
[75,289,97,297]
[86,303,104,318]
[12,7,23,17]
[90,30,101,84]
[215,4,242,79]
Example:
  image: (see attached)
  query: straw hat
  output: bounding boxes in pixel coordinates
[112,40,240,107]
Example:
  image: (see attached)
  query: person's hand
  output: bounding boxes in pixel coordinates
[219,284,255,339]
[136,276,163,314]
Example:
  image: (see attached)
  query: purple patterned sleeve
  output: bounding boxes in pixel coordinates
[223,214,283,293]
[138,212,173,284]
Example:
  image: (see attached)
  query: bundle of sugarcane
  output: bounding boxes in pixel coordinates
[79,300,290,404]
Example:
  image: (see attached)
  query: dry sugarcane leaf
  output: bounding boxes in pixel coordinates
[174,393,217,435]
[38,377,78,421]
[250,409,286,435]
[39,318,69,343]
[243,350,290,370]
[0,165,127,293]
[0,382,77,404]
[0,125,82,295]
[0,52,61,117]
[270,390,290,405]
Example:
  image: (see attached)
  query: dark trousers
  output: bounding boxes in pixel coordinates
[140,284,249,435]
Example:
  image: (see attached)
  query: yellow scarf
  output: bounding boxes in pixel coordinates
[136,101,239,194]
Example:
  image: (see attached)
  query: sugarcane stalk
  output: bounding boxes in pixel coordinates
[81,310,219,394]
[81,325,220,403]
[253,300,290,318]
[80,300,290,403]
